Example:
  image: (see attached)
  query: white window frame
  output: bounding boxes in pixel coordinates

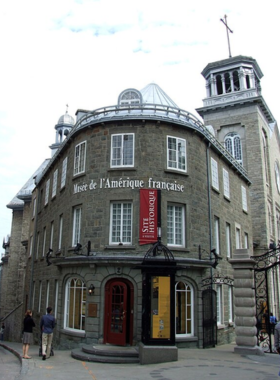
[109,202,133,245]
[228,286,234,323]
[42,227,46,257]
[74,141,86,176]
[211,158,219,190]
[241,186,248,212]
[52,169,58,198]
[175,281,194,337]
[111,133,134,168]
[45,280,50,310]
[29,235,33,257]
[235,224,241,249]
[32,282,36,310]
[54,280,59,319]
[216,284,224,325]
[64,277,86,332]
[45,179,50,205]
[58,215,63,250]
[36,232,40,260]
[214,216,220,254]
[167,136,187,172]
[224,132,242,165]
[223,168,230,199]
[50,222,54,250]
[33,197,37,218]
[61,157,68,189]
[226,222,231,258]
[38,281,42,313]
[244,232,249,249]
[72,207,82,246]
[167,204,185,247]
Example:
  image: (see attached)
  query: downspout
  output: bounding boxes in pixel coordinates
[28,178,40,309]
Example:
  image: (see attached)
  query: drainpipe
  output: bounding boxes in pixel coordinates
[28,181,40,310]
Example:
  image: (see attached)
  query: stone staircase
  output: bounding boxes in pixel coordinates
[71,344,140,364]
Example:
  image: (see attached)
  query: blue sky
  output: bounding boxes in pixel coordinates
[0,0,279,251]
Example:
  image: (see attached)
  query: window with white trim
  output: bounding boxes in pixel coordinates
[29,235,33,257]
[225,132,242,165]
[33,197,36,218]
[64,277,86,331]
[226,223,231,258]
[50,222,54,250]
[54,280,59,319]
[268,202,273,236]
[32,282,36,310]
[45,281,50,310]
[42,227,46,257]
[74,141,86,175]
[45,179,50,205]
[244,232,249,249]
[38,281,42,312]
[223,168,230,199]
[61,157,68,188]
[167,136,186,172]
[228,286,234,323]
[175,281,194,337]
[167,204,185,247]
[236,225,241,249]
[72,207,82,246]
[110,202,132,244]
[211,158,219,190]
[111,134,134,167]
[52,169,58,198]
[58,215,63,250]
[241,186,248,212]
[214,216,220,254]
[216,285,223,325]
[276,208,280,242]
[36,232,40,260]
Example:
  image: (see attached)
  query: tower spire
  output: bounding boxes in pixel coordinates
[220,15,233,58]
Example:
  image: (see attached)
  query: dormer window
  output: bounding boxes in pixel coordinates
[118,89,142,106]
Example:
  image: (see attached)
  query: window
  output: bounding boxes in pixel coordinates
[54,280,59,319]
[167,136,186,172]
[276,209,280,242]
[32,282,36,310]
[52,169,58,198]
[110,202,132,244]
[268,202,273,236]
[45,281,50,310]
[175,281,194,337]
[225,132,242,164]
[33,197,37,218]
[167,204,185,247]
[216,285,223,325]
[64,278,86,331]
[29,235,33,257]
[211,158,219,190]
[72,207,82,246]
[236,225,241,249]
[119,90,141,106]
[42,227,46,257]
[36,232,40,260]
[74,142,86,175]
[61,157,68,188]
[244,232,249,249]
[262,130,269,183]
[223,168,230,199]
[45,179,50,205]
[111,134,134,167]
[241,186,248,212]
[226,223,231,258]
[228,286,234,323]
[38,281,42,313]
[50,222,54,250]
[214,216,220,255]
[58,215,63,250]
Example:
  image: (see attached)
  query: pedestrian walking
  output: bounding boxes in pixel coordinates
[40,306,55,360]
[270,312,277,334]
[22,310,35,359]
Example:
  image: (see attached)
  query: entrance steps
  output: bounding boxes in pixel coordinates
[71,344,140,364]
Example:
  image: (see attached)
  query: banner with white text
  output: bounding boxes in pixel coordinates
[139,189,158,245]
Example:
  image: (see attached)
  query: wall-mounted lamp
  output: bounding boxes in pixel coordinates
[88,284,95,296]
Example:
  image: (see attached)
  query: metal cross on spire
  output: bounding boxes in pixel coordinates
[220,15,233,58]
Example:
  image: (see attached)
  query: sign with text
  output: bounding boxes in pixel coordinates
[139,189,158,245]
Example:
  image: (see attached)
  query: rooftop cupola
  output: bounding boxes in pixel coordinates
[50,106,75,156]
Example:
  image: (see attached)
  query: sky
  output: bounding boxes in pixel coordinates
[0,0,279,252]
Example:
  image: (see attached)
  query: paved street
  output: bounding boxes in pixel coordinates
[1,341,280,380]
[0,346,21,380]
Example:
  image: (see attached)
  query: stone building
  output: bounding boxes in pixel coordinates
[1,55,279,354]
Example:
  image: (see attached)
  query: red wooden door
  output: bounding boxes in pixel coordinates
[105,281,128,346]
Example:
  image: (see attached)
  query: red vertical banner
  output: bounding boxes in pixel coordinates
[139,189,158,245]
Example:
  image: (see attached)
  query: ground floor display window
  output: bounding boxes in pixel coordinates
[64,277,86,331]
[175,281,193,337]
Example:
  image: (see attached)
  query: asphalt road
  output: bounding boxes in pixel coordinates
[0,346,21,380]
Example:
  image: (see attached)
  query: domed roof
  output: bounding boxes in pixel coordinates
[57,112,75,126]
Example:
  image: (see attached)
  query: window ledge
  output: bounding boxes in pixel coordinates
[176,336,198,342]
[224,195,230,202]
[212,186,220,194]
[217,324,226,330]
[164,169,188,176]
[105,245,136,250]
[60,328,86,338]
[108,168,136,172]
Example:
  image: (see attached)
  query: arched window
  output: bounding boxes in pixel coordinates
[118,89,141,106]
[262,130,269,183]
[233,71,240,91]
[224,132,242,164]
[175,281,194,337]
[225,72,231,93]
[216,75,223,95]
[64,277,86,331]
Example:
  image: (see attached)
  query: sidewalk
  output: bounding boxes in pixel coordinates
[1,341,280,380]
